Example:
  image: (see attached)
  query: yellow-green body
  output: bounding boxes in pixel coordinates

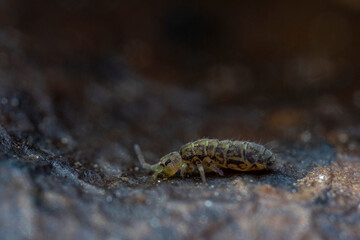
[180,139,273,171]
[135,139,275,183]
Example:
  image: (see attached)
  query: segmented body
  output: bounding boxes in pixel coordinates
[179,139,271,171]
[135,138,275,183]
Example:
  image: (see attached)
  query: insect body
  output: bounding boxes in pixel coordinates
[135,139,275,183]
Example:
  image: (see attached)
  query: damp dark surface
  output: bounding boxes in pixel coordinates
[1,1,360,240]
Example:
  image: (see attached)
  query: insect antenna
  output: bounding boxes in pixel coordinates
[134,144,157,170]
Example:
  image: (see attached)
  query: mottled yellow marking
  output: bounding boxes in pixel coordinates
[224,142,229,166]
[206,139,218,158]
[204,140,208,156]
[244,141,248,159]
[203,156,212,167]
[191,142,195,155]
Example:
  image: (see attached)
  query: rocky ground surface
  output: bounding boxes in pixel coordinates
[1,62,360,240]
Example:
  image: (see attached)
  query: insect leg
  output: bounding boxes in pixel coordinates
[180,163,187,177]
[152,171,161,180]
[196,164,206,183]
[180,162,196,177]
[209,164,224,176]
[180,163,188,177]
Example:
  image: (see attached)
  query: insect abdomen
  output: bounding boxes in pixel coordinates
[180,139,243,168]
[213,140,230,167]
[179,139,272,171]
[227,141,270,170]
[179,139,215,163]
[223,141,248,170]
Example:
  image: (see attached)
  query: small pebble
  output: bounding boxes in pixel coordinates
[338,133,348,143]
[106,195,113,202]
[300,131,312,142]
[204,200,213,207]
[61,137,69,144]
[1,97,8,104]
[74,162,82,167]
[150,217,160,228]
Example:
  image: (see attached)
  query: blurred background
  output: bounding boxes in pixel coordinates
[0,0,359,157]
[2,0,359,92]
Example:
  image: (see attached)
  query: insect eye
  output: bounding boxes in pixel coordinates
[165,159,171,166]
[159,163,165,167]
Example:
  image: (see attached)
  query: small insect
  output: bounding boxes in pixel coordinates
[134,139,275,183]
